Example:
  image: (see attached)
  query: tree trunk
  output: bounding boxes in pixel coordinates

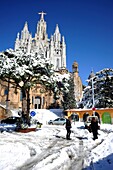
[22,88,26,113]
[6,77,10,115]
[26,88,30,125]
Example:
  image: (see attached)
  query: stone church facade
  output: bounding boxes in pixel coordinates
[0,12,82,112]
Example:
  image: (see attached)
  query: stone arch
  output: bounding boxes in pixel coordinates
[34,96,41,109]
[102,112,111,124]
[83,112,89,122]
[71,112,79,121]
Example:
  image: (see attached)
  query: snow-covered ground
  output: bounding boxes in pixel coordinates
[0,110,113,170]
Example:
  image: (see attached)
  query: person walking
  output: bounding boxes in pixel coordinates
[90,117,99,140]
[65,116,72,140]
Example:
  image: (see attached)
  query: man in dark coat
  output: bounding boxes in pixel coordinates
[90,117,99,140]
[65,116,72,140]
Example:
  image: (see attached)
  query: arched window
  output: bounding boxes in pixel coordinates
[56,58,59,69]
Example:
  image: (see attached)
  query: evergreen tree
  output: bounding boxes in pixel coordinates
[94,68,113,108]
[62,74,76,110]
[79,68,113,108]
[0,49,69,124]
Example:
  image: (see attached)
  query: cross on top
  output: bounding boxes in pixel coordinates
[38,11,46,20]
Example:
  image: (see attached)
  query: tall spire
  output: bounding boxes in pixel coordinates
[55,24,60,33]
[54,24,61,42]
[36,11,48,41]
[38,11,46,20]
[23,22,28,31]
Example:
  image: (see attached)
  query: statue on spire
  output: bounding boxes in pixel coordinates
[38,11,46,20]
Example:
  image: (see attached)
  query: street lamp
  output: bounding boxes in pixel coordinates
[91,77,95,109]
[90,70,95,116]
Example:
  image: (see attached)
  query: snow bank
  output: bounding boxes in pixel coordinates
[49,109,64,117]
[30,109,59,125]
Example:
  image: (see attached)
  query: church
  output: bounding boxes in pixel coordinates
[15,12,66,71]
[0,12,82,113]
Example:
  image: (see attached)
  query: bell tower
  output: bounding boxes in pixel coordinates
[72,61,78,73]
[72,61,83,102]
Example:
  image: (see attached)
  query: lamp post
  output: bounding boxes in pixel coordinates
[89,70,95,116]
[92,77,95,108]
[91,76,95,116]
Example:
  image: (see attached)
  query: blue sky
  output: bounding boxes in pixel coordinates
[0,0,113,85]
